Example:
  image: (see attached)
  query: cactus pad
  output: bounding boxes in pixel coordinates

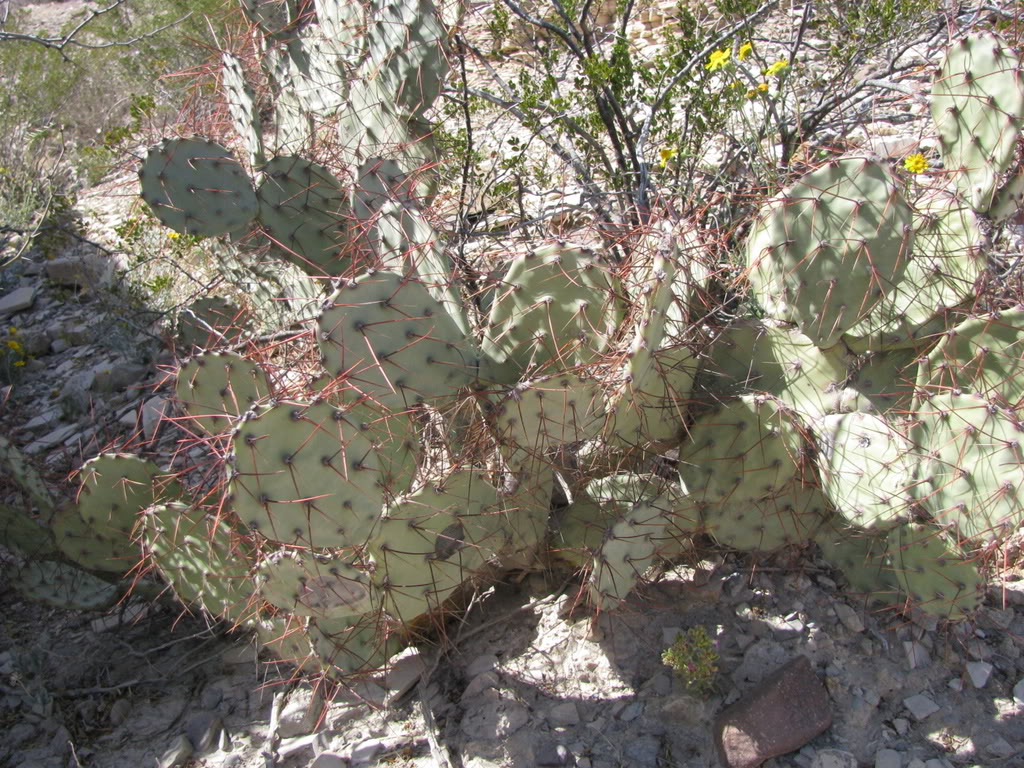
[176,351,272,435]
[886,523,984,620]
[318,271,479,408]
[911,391,1024,546]
[483,243,622,375]
[256,550,375,618]
[77,454,181,540]
[11,560,119,611]
[230,401,393,548]
[931,34,1024,214]
[139,138,258,237]
[256,156,352,276]
[816,411,915,531]
[746,157,913,348]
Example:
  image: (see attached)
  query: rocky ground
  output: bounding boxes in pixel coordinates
[3,1,1024,768]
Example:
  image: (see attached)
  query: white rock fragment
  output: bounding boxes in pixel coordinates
[903,693,939,721]
[966,661,993,689]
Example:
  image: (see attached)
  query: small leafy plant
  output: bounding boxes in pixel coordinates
[662,626,720,697]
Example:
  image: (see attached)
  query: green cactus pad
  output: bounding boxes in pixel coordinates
[139,137,258,237]
[318,271,480,409]
[221,53,264,167]
[911,391,1024,547]
[678,396,805,507]
[703,320,851,417]
[53,504,137,573]
[746,156,913,348]
[365,0,448,121]
[0,504,56,558]
[488,464,555,563]
[931,34,1024,214]
[482,243,622,376]
[490,374,605,459]
[816,412,915,531]
[310,616,404,677]
[845,348,919,414]
[700,484,828,553]
[145,502,258,623]
[256,550,375,618]
[842,192,984,352]
[77,454,182,540]
[589,498,671,610]
[255,616,318,672]
[11,560,119,611]
[0,434,55,513]
[176,351,272,435]
[549,495,609,567]
[240,0,299,41]
[368,473,501,622]
[177,296,249,350]
[916,309,1024,404]
[229,401,390,548]
[605,346,697,449]
[886,523,984,620]
[814,524,900,606]
[256,155,352,277]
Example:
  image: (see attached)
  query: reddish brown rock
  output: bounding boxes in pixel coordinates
[713,655,833,768]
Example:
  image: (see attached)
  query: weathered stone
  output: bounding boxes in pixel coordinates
[24,423,77,455]
[875,748,902,768]
[0,286,36,316]
[45,252,113,290]
[549,701,580,726]
[714,656,832,768]
[278,687,324,738]
[536,743,571,766]
[833,603,864,633]
[157,734,193,768]
[902,694,939,721]
[142,396,168,440]
[965,661,992,689]
[59,371,95,417]
[108,697,132,726]
[811,749,858,768]
[985,736,1014,758]
[1014,678,1024,705]
[63,323,94,345]
[310,754,348,768]
[383,648,425,706]
[93,362,148,393]
[623,735,661,767]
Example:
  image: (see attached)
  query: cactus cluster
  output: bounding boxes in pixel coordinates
[4,21,1023,678]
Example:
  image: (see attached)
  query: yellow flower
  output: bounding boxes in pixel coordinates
[13,361,25,367]
[167,232,181,240]
[659,147,677,167]
[738,42,753,61]
[6,339,22,353]
[764,59,789,77]
[903,153,930,174]
[758,83,769,92]
[745,88,757,99]
[706,48,731,72]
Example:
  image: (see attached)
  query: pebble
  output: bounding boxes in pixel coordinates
[902,694,939,721]
[984,736,1014,758]
[965,661,992,689]
[623,735,660,767]
[618,701,643,722]
[1014,678,1024,705]
[903,641,930,670]
[108,697,131,726]
[548,701,580,726]
[536,743,571,766]
[465,654,498,678]
[875,748,902,768]
[0,286,36,316]
[811,749,858,768]
[157,735,193,768]
[310,754,348,768]
[833,603,865,633]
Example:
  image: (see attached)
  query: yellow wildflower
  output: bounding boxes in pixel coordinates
[758,82,769,92]
[6,339,22,353]
[167,232,181,240]
[764,59,788,77]
[738,42,753,61]
[13,360,25,367]
[745,88,757,99]
[659,147,677,168]
[706,48,731,72]
[903,153,930,174]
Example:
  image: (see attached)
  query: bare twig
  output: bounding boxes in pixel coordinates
[0,0,192,61]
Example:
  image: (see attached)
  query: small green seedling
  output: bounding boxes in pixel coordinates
[662,626,720,696]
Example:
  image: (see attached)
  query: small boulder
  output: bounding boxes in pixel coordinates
[713,655,832,768]
[0,286,36,317]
